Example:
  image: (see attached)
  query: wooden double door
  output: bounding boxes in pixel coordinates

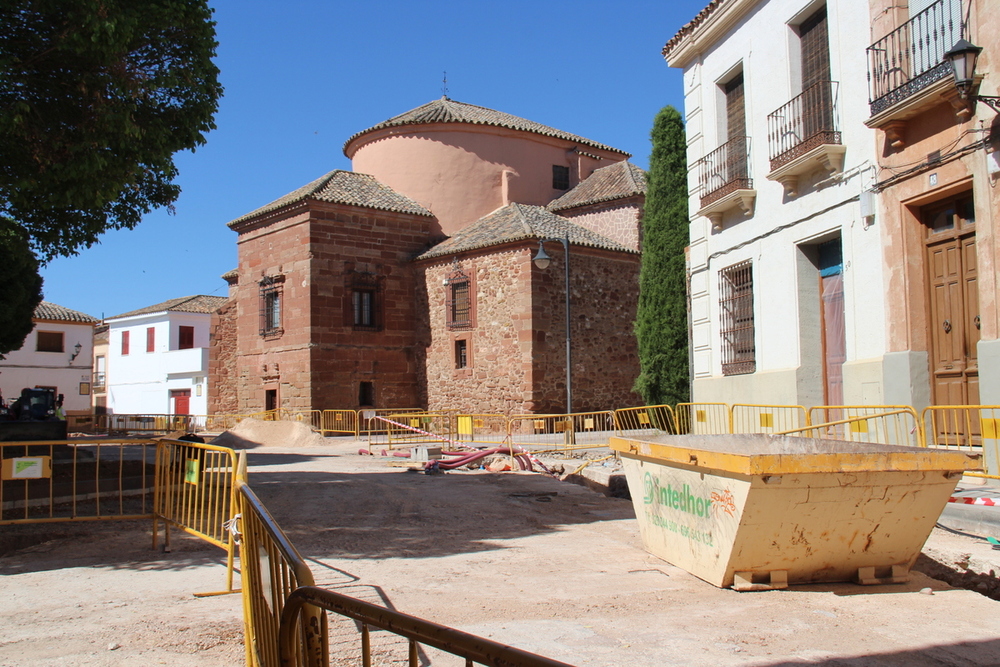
[925,194,979,408]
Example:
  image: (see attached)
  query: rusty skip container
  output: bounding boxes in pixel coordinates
[610,434,981,591]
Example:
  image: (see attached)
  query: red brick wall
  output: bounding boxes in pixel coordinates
[228,204,433,412]
[529,244,643,413]
[419,243,642,415]
[207,299,237,415]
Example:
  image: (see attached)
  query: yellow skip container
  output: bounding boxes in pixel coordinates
[610,434,981,591]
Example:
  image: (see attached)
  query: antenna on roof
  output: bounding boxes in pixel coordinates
[442,71,449,99]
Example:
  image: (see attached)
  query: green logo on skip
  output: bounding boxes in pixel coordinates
[643,472,712,518]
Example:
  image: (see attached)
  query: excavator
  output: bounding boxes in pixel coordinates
[0,387,69,442]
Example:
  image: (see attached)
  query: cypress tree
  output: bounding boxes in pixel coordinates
[634,106,690,406]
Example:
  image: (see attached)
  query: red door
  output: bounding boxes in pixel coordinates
[171,389,191,415]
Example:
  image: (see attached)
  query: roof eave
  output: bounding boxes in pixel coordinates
[664,0,758,69]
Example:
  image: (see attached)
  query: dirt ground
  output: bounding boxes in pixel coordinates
[3,437,1000,666]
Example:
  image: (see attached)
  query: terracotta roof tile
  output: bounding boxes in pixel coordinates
[548,161,646,212]
[228,170,433,228]
[34,301,98,323]
[345,98,630,157]
[108,295,228,320]
[416,203,637,260]
[663,0,727,59]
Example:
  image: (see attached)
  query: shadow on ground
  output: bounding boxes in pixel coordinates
[760,637,1000,666]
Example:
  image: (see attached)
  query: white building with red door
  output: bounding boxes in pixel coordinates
[104,296,227,416]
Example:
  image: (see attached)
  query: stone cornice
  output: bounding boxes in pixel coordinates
[665,0,759,69]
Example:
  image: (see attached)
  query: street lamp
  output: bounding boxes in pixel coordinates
[532,236,572,414]
[944,39,1000,114]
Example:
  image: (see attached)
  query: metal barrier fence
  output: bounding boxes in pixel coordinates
[614,404,678,437]
[807,405,921,446]
[455,413,508,444]
[507,411,618,451]
[923,405,1000,479]
[775,409,923,447]
[731,404,808,434]
[386,413,454,447]
[153,438,239,594]
[280,586,576,667]
[279,409,323,431]
[674,403,731,434]
[235,453,323,667]
[358,408,425,437]
[320,409,358,436]
[1,439,157,525]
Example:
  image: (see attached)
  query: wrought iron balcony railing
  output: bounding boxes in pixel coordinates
[767,81,841,171]
[698,136,752,208]
[866,0,964,116]
[92,372,106,392]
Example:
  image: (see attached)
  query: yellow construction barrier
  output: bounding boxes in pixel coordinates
[320,409,358,436]
[357,408,424,437]
[731,404,808,434]
[507,411,616,451]
[777,409,922,447]
[234,453,322,667]
[674,403,731,434]
[153,438,239,594]
[280,586,576,667]
[922,405,1000,479]
[280,409,323,431]
[455,413,508,444]
[385,413,453,447]
[614,404,678,437]
[1,439,157,525]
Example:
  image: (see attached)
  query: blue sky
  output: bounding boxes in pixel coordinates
[39,0,707,320]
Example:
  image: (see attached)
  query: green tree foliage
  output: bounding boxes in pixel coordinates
[0,0,222,261]
[0,224,44,359]
[0,1,221,355]
[634,106,690,407]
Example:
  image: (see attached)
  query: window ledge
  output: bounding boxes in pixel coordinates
[697,188,756,231]
[766,144,846,197]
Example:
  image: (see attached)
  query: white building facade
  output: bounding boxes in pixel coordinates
[0,302,97,417]
[105,296,227,416]
[665,0,885,408]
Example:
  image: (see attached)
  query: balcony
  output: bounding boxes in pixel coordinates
[92,372,106,393]
[696,136,756,230]
[766,81,846,197]
[865,0,968,145]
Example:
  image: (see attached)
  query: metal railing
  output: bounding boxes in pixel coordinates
[697,136,752,207]
[153,439,239,593]
[1,439,157,524]
[776,409,922,447]
[320,409,358,436]
[455,413,509,444]
[507,412,618,451]
[614,404,678,437]
[767,80,841,170]
[923,405,1000,479]
[674,403,731,435]
[386,413,454,447]
[866,0,964,114]
[235,453,323,667]
[731,404,808,434]
[280,586,576,667]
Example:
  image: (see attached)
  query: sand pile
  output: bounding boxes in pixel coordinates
[210,418,330,449]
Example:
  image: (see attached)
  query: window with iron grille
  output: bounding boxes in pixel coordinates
[346,271,383,331]
[552,165,570,190]
[719,260,756,375]
[259,275,284,338]
[446,272,473,329]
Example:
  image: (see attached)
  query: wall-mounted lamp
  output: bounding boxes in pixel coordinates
[69,342,82,363]
[944,39,1000,114]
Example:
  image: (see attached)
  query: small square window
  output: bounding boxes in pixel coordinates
[359,381,375,407]
[552,165,570,190]
[36,331,64,353]
[455,339,468,369]
[352,289,380,330]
